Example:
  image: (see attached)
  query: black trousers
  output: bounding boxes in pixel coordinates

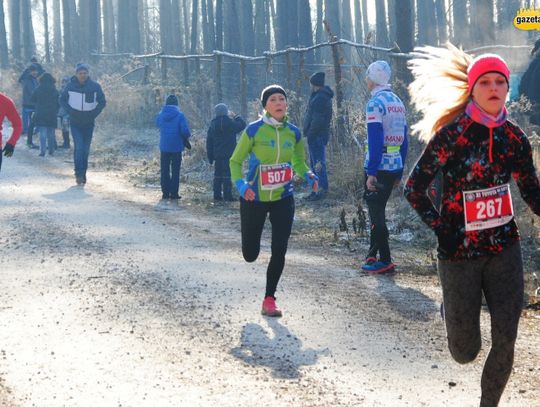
[160,152,182,198]
[363,171,399,263]
[213,158,232,200]
[240,195,295,298]
[438,242,523,407]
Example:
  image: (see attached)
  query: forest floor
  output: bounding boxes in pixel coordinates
[0,125,538,407]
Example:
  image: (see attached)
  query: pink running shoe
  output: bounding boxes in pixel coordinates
[261,296,283,317]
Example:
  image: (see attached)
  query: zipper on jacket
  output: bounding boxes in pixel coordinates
[270,125,281,201]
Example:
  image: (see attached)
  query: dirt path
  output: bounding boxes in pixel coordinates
[0,147,538,407]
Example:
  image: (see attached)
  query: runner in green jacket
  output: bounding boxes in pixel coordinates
[230,85,318,316]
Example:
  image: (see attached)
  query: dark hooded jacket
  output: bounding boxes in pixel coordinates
[30,74,59,128]
[303,85,334,144]
[206,115,246,163]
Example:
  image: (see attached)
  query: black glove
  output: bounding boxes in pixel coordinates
[3,144,14,157]
[184,138,192,150]
[435,227,459,258]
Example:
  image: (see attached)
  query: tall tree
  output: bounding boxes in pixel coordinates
[224,0,240,53]
[21,0,36,61]
[117,0,140,53]
[52,0,62,61]
[254,0,266,55]
[417,0,437,45]
[452,0,468,46]
[341,0,353,60]
[375,0,389,46]
[361,0,369,43]
[190,0,199,53]
[470,0,494,46]
[171,0,183,53]
[41,0,51,62]
[298,0,312,47]
[160,0,172,52]
[315,0,324,62]
[240,0,255,55]
[183,0,190,52]
[9,0,21,61]
[103,0,116,53]
[201,0,214,52]
[394,0,413,53]
[286,1,298,47]
[215,0,223,50]
[435,0,447,45]
[353,0,364,43]
[324,0,340,38]
[0,0,8,67]
[206,0,215,51]
[275,1,288,49]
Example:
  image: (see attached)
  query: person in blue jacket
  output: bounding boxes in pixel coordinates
[303,72,334,200]
[156,94,191,200]
[206,103,246,201]
[59,63,106,185]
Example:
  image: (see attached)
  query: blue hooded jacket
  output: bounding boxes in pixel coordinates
[156,105,191,153]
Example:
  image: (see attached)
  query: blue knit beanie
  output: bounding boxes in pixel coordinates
[75,63,90,73]
[166,94,179,106]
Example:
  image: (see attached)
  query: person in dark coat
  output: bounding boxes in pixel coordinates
[57,76,71,148]
[519,38,540,125]
[156,94,191,200]
[303,71,334,200]
[59,63,106,185]
[30,73,59,157]
[207,103,246,201]
[18,63,40,148]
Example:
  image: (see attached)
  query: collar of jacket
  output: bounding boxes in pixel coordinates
[262,112,287,128]
[370,84,391,96]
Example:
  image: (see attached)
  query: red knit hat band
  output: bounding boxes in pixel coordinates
[467,54,510,93]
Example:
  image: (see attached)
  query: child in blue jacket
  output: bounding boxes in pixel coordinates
[156,94,191,200]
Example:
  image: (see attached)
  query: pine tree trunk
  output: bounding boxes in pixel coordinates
[471,0,494,46]
[435,0,447,44]
[395,0,413,53]
[9,0,21,61]
[361,0,369,42]
[240,0,254,55]
[103,0,116,53]
[21,0,36,61]
[315,0,323,60]
[324,0,340,38]
[452,0,468,46]
[254,0,266,55]
[215,0,223,50]
[0,0,8,67]
[190,0,198,53]
[52,0,62,61]
[41,0,51,62]
[206,0,215,51]
[354,0,363,43]
[171,0,183,53]
[183,0,190,53]
[375,0,389,46]
[160,0,172,53]
[341,0,353,60]
[130,1,141,53]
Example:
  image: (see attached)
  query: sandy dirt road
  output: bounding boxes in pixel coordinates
[0,147,538,407]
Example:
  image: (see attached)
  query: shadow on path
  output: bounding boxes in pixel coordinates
[231,318,328,379]
[374,273,438,322]
[43,185,92,201]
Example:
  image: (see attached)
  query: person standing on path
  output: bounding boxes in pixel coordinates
[18,63,40,148]
[59,63,106,186]
[30,73,59,157]
[229,85,318,317]
[303,71,334,201]
[405,45,540,407]
[156,94,191,200]
[0,92,23,173]
[206,103,246,202]
[361,60,408,274]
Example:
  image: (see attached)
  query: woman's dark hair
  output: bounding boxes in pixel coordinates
[39,72,56,85]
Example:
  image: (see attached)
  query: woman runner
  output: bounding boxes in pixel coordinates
[230,85,318,317]
[404,44,540,406]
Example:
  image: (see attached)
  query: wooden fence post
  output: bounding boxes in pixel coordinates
[285,51,292,91]
[240,60,247,119]
[161,58,168,83]
[216,54,223,102]
[143,65,150,85]
[331,38,346,145]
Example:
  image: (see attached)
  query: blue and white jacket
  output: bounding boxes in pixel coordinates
[59,76,106,127]
[364,85,408,176]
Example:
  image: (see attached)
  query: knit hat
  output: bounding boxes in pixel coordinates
[166,94,178,106]
[75,63,90,73]
[467,54,510,93]
[260,85,287,107]
[310,72,325,87]
[367,60,391,85]
[214,103,228,116]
